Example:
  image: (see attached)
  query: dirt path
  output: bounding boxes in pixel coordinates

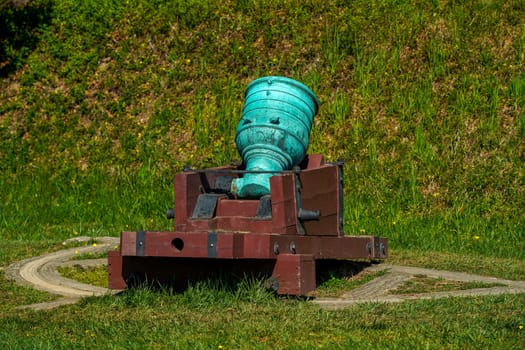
[5,237,525,310]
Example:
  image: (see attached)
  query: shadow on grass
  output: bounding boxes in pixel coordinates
[0,0,53,77]
[115,257,377,299]
[316,260,375,284]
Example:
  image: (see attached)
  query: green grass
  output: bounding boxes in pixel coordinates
[57,264,108,288]
[0,0,524,348]
[70,251,108,261]
[388,249,525,281]
[0,271,58,312]
[1,0,523,257]
[0,287,524,349]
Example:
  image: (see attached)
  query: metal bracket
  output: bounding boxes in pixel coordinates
[255,195,272,219]
[374,236,381,259]
[214,176,234,194]
[208,232,218,258]
[367,237,384,258]
[191,194,225,219]
[336,160,345,236]
[136,230,146,257]
[297,208,320,221]
[293,167,321,235]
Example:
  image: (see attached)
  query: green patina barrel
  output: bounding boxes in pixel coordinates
[231,76,319,198]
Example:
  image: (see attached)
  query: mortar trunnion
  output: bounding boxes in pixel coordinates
[108,77,388,296]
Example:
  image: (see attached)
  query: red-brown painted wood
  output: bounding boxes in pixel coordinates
[272,254,316,295]
[108,154,388,296]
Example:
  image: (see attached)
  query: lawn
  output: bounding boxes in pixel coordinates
[0,0,524,348]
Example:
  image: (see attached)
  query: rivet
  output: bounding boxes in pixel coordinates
[290,242,296,254]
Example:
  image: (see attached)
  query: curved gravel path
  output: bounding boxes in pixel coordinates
[313,264,525,310]
[5,237,120,310]
[5,237,525,310]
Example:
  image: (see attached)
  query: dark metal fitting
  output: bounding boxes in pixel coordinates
[298,208,320,221]
[273,242,280,255]
[290,242,296,254]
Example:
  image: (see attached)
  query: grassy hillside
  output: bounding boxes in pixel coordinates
[1,0,524,258]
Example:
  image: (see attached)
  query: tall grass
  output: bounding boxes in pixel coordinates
[0,163,173,239]
[0,0,524,259]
